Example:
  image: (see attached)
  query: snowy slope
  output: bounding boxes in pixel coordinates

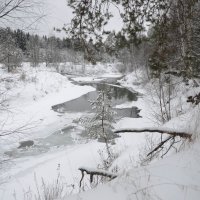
[1,65,200,200]
[67,139,200,200]
[64,71,200,200]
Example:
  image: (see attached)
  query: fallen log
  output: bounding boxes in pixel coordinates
[114,127,192,139]
[78,167,117,187]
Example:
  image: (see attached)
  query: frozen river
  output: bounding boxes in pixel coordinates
[4,76,140,159]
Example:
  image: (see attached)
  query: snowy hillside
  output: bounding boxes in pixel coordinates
[64,70,200,200]
[0,64,200,200]
[67,140,200,200]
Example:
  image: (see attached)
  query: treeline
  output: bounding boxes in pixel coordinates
[2,0,200,80]
[0,28,89,72]
[0,28,115,72]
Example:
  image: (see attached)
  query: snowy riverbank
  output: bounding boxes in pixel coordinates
[0,63,95,152]
[65,70,200,200]
[0,64,149,200]
[0,64,200,200]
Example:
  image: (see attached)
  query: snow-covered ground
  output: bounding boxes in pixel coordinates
[0,64,200,200]
[1,62,138,199]
[65,70,200,200]
[0,63,95,151]
[71,73,122,84]
[66,139,200,200]
[58,62,120,76]
[66,72,200,200]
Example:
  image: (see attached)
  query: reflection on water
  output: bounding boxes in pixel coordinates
[4,79,141,158]
[52,83,139,118]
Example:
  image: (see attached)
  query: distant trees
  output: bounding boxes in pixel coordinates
[0,28,23,72]
[1,0,198,73]
[43,36,62,67]
[15,29,28,52]
[101,31,150,73]
[27,35,41,67]
[0,27,95,69]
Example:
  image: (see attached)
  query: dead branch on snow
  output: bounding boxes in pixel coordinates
[78,167,117,187]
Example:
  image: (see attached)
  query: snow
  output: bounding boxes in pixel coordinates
[0,62,131,199]
[64,70,200,200]
[0,131,150,200]
[71,74,122,83]
[0,64,200,200]
[0,63,95,151]
[64,69,200,200]
[67,140,200,200]
[78,167,117,178]
[58,62,120,76]
[0,141,101,199]
[71,76,105,83]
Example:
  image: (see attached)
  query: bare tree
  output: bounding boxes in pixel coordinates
[0,0,44,29]
[0,0,44,138]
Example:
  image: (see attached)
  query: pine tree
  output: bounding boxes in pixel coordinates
[81,86,116,159]
[27,35,41,67]
[0,29,23,72]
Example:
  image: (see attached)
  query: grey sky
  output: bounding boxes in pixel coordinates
[4,0,123,38]
[36,0,123,38]
[34,0,73,37]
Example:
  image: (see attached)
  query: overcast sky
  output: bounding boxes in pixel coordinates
[33,0,73,37]
[9,0,123,38]
[37,0,123,38]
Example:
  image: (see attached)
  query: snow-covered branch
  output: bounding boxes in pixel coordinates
[114,127,192,139]
[78,167,117,187]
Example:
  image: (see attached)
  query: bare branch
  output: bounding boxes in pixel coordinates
[146,136,173,157]
[0,0,45,30]
[0,119,39,137]
[0,0,26,19]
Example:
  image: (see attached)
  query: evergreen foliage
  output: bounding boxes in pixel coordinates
[0,28,23,72]
[67,0,200,78]
[80,86,116,157]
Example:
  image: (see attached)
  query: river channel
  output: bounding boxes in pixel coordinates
[5,76,140,158]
